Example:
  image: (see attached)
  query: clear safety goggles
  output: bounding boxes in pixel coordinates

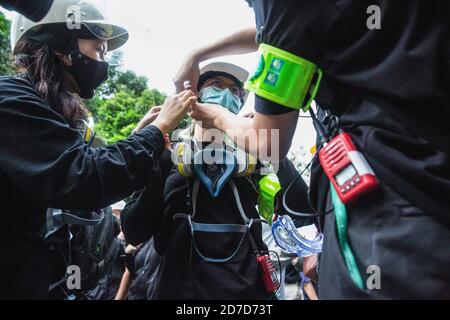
[201,78,245,100]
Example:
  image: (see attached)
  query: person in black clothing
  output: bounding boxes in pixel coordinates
[0,0,195,299]
[174,0,450,299]
[121,63,272,300]
[114,238,162,300]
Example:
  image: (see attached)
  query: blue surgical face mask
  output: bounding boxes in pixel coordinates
[199,86,243,115]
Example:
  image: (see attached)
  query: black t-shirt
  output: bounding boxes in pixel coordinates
[122,148,271,300]
[0,75,165,299]
[250,0,450,225]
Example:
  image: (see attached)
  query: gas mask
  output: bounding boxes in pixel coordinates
[174,140,256,198]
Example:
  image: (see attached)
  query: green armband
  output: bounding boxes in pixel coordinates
[258,174,282,225]
[244,44,323,111]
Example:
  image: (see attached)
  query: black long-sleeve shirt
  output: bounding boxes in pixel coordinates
[249,0,450,299]
[251,0,450,226]
[0,75,165,299]
[121,147,271,300]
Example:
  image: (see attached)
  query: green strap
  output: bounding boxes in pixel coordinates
[330,184,365,290]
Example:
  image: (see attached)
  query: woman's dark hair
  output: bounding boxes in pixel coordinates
[12,39,87,127]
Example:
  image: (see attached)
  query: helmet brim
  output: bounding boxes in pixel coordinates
[199,62,250,104]
[82,22,129,51]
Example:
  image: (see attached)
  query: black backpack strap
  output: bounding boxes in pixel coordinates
[40,209,105,240]
[173,177,266,263]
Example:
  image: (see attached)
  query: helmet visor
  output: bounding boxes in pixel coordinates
[66,0,129,51]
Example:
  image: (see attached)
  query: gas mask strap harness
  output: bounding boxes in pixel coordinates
[173,177,281,293]
[173,179,266,263]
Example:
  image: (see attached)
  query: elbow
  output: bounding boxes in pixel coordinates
[42,189,108,211]
[256,134,290,162]
[121,216,152,246]
[279,144,290,160]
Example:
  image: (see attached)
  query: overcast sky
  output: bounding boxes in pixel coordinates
[2,0,317,161]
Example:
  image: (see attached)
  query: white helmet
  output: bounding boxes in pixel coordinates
[199,62,250,103]
[10,0,128,52]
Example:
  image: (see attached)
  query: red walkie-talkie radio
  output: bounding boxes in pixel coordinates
[319,132,378,204]
[256,253,280,293]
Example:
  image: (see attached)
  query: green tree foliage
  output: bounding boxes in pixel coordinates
[86,52,167,144]
[97,52,149,97]
[88,88,167,144]
[0,12,13,75]
[0,16,188,144]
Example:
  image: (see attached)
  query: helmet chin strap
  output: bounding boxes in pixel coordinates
[68,28,82,59]
[62,30,82,95]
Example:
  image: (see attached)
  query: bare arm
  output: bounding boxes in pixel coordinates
[115,269,132,300]
[191,102,298,160]
[195,27,258,60]
[179,27,298,160]
[303,282,319,300]
[173,27,258,93]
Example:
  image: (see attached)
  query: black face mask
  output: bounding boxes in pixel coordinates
[68,52,109,99]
